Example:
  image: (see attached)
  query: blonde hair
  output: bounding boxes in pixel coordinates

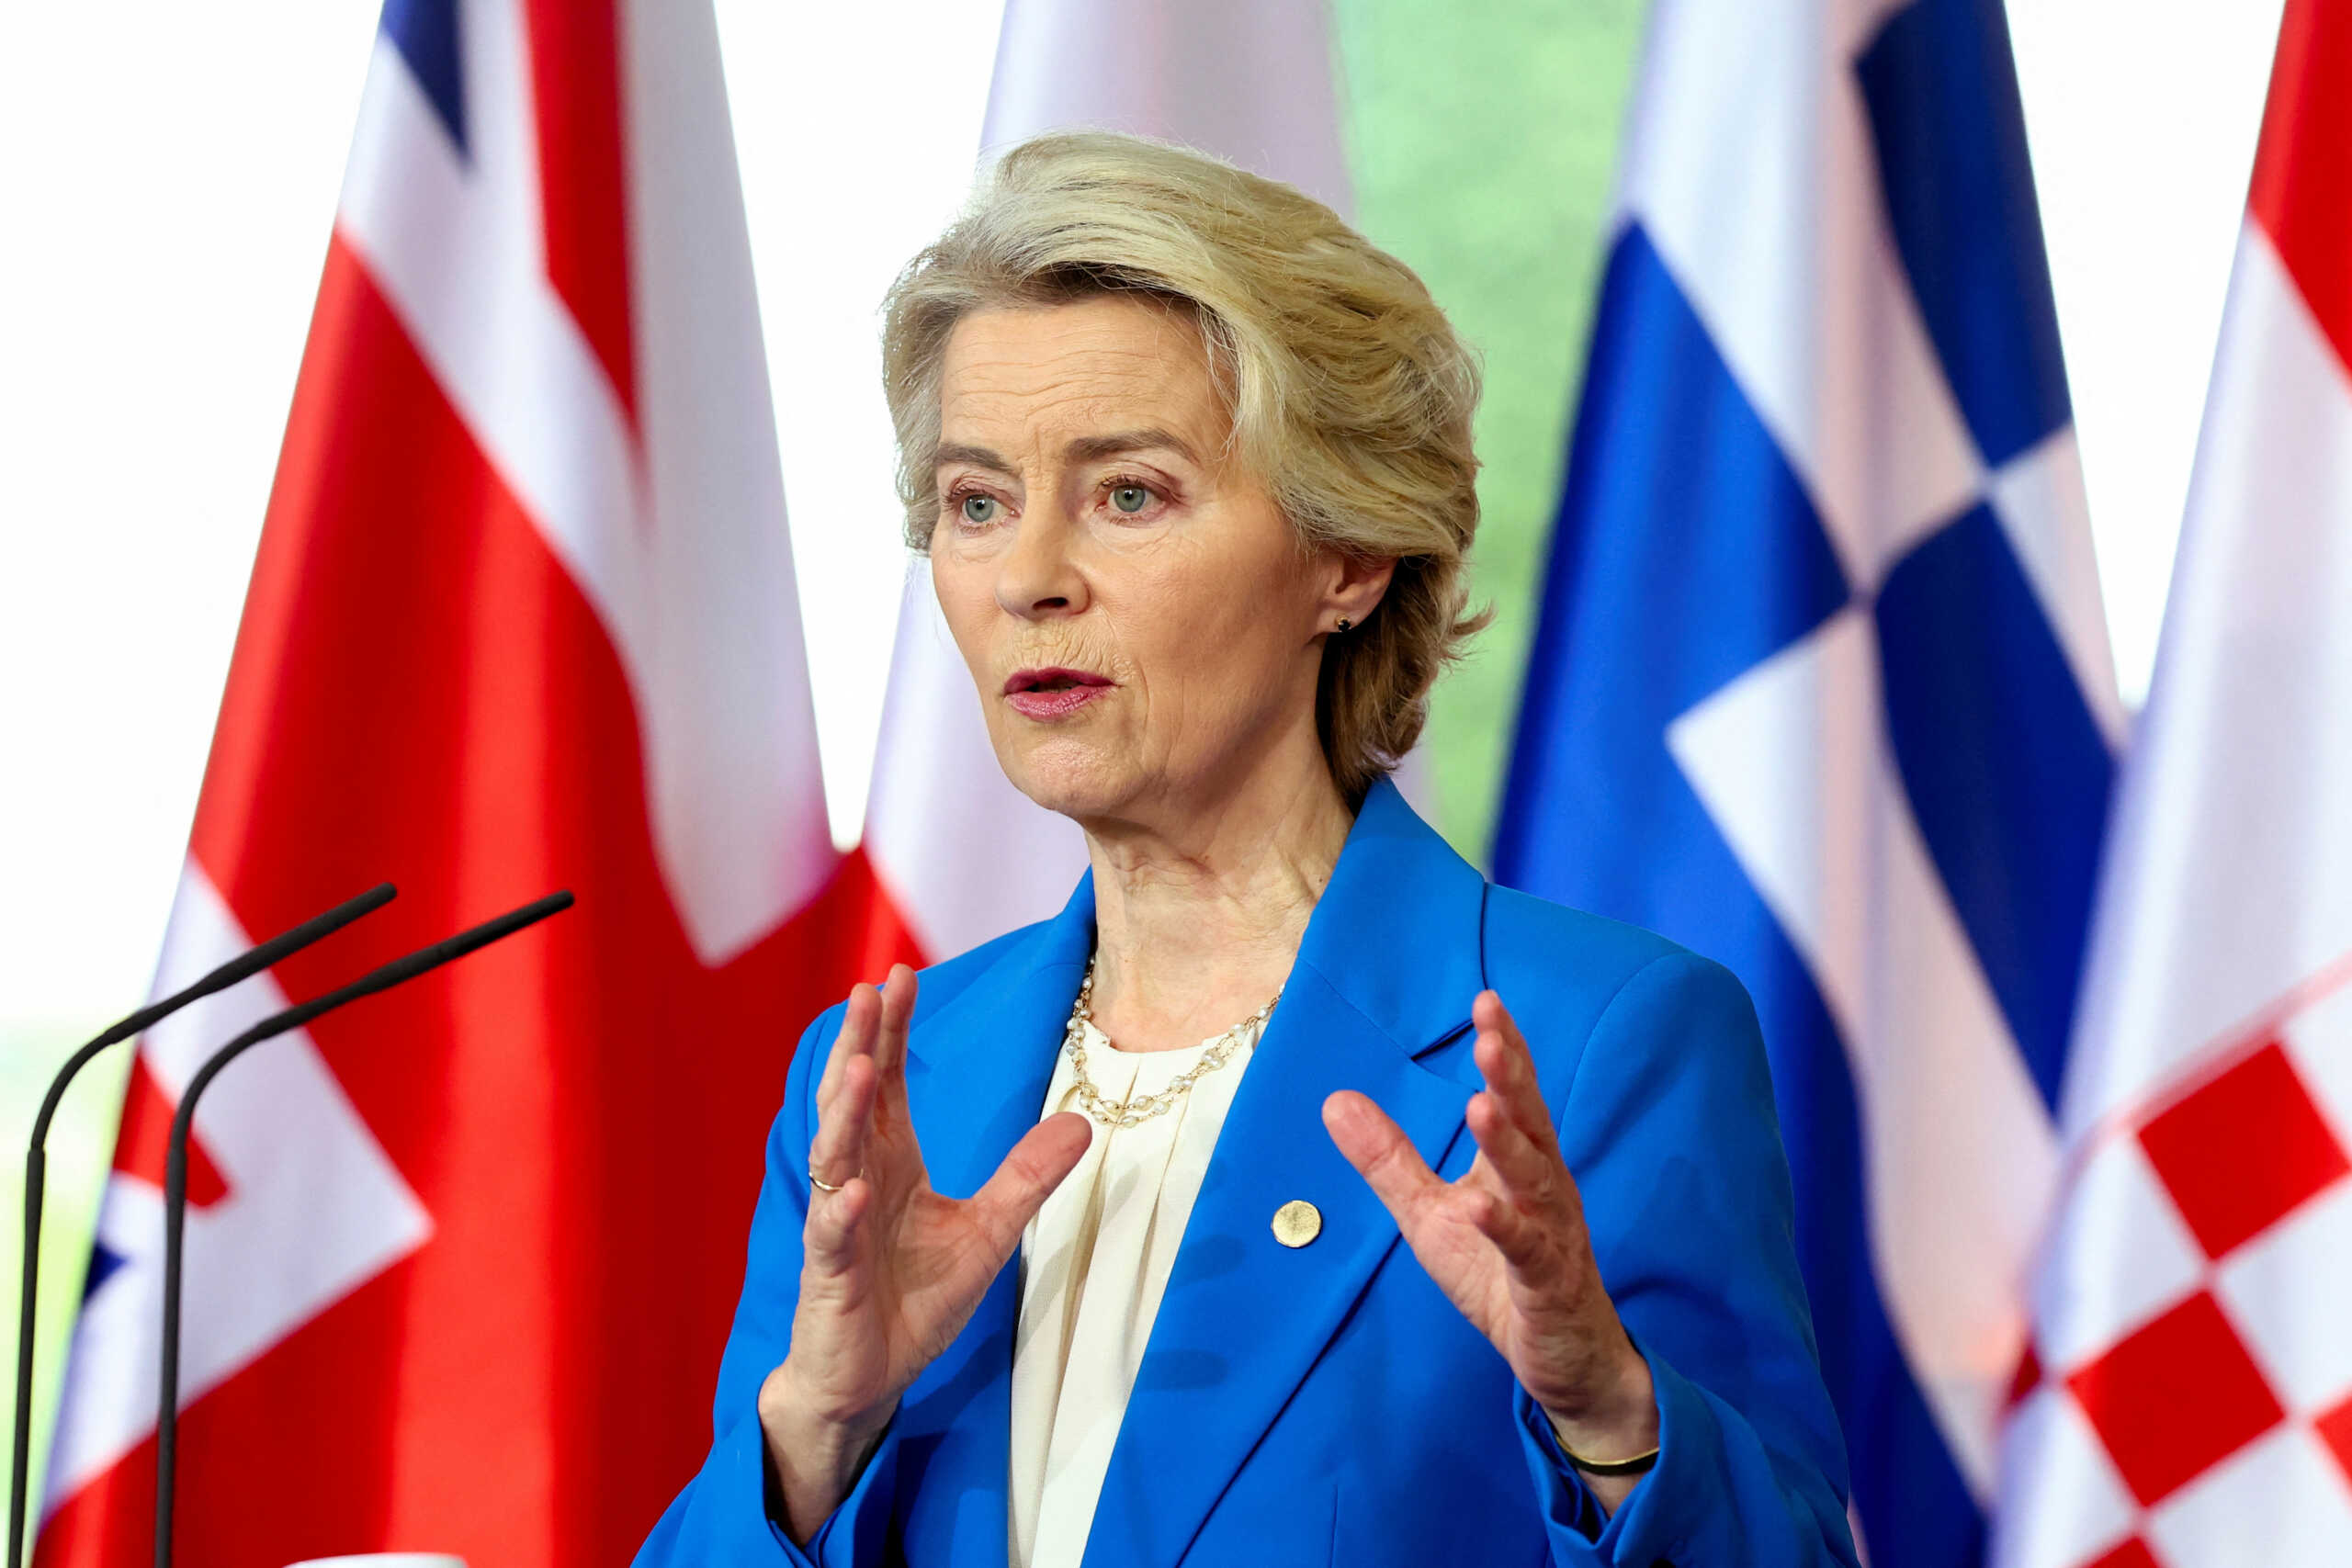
[880,130,1486,799]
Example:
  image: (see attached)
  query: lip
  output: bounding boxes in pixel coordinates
[1002,666,1115,720]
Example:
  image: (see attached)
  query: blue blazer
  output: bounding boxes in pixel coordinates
[637,780,1858,1567]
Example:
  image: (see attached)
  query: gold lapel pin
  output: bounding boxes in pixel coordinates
[1272,1200,1322,1247]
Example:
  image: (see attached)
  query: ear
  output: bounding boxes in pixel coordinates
[1315,552,1396,637]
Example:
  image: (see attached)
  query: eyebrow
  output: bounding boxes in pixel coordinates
[934,442,1014,474]
[1065,428,1202,466]
[933,428,1203,473]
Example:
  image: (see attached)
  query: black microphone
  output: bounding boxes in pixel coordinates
[152,888,574,1568]
[7,883,396,1568]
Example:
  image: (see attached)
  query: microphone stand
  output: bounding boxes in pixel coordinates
[153,889,573,1568]
[7,884,395,1568]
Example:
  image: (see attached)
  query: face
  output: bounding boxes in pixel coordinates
[928,295,1385,826]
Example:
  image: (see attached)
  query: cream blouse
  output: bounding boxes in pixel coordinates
[1007,1012,1267,1568]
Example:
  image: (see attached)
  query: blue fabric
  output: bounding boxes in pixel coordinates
[81,1239,127,1302]
[1855,0,2070,467]
[1494,209,2064,1566]
[635,780,1856,1567]
[1494,226,1850,902]
[1873,503,2115,1111]
[1496,6,2110,1560]
[379,0,467,156]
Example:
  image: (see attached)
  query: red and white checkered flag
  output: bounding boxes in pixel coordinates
[1992,5,2352,1565]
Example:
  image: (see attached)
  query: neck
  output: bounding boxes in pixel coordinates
[1078,742,1355,1054]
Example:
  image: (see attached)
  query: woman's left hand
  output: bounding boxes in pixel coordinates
[1324,990,1659,1507]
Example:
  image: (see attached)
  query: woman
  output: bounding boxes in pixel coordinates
[638,132,1856,1568]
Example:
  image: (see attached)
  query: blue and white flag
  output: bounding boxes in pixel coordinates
[1494,2,2123,1562]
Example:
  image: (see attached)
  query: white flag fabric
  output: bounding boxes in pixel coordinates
[1994,5,2352,1564]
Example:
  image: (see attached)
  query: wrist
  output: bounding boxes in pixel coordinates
[1542,1337,1658,1467]
[758,1362,894,1543]
[761,1359,893,1445]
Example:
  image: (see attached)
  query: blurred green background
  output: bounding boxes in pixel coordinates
[1337,0,1647,861]
[0,1042,125,1546]
[0,3,1645,1539]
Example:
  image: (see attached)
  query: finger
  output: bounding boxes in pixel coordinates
[1472,992,1559,1154]
[816,984,881,1112]
[801,1173,873,1273]
[1458,1182,1553,1275]
[969,1111,1092,1257]
[873,964,918,1113]
[802,1052,879,1277]
[808,1053,878,1199]
[1465,1088,1563,1208]
[1322,1090,1448,1221]
[876,965,917,1070]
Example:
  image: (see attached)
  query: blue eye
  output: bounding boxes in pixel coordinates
[959,493,998,524]
[1110,484,1151,514]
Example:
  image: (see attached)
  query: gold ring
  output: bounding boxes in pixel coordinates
[809,1169,846,1194]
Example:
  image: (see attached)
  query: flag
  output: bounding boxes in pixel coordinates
[37,2,873,1562]
[1992,5,2352,1562]
[1492,2,2120,1562]
[859,0,1355,963]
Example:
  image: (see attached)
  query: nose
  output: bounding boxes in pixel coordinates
[994,508,1088,621]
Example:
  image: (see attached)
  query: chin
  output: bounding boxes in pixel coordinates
[992,734,1139,821]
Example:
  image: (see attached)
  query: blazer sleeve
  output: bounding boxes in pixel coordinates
[1516,951,1860,1568]
[632,1004,905,1568]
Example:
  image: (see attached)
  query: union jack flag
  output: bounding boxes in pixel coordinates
[37,3,891,1562]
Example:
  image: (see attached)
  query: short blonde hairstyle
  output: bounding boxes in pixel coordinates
[879,130,1486,800]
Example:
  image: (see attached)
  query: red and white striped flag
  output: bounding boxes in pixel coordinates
[36,3,876,1562]
[860,0,1358,962]
[1994,5,2352,1564]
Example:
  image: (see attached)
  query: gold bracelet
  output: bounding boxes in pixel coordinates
[1561,1440,1659,1477]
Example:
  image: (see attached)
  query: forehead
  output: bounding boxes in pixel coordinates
[938,297,1225,446]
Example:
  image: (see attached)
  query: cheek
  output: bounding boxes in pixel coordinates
[1113,547,1311,710]
[930,566,1029,731]
[929,544,997,657]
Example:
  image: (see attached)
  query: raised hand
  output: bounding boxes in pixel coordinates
[758,964,1091,1541]
[1322,990,1659,1510]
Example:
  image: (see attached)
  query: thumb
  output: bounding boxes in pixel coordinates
[969,1112,1093,1257]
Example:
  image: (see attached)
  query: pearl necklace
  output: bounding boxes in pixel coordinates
[1061,955,1280,1128]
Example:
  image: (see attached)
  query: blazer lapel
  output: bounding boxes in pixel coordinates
[891,875,1098,1568]
[1080,781,1492,1568]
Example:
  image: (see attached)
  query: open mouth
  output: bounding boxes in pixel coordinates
[1003,668,1114,695]
[1002,667,1114,718]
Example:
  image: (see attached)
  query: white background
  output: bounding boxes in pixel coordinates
[0,0,2290,1039]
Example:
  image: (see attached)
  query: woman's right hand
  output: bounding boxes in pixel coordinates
[757,964,1092,1543]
